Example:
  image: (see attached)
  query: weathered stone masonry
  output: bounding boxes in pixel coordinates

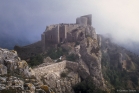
[35,61,91,80]
[41,14,92,51]
[33,61,79,77]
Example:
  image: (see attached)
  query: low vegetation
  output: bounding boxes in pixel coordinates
[73,77,107,93]
[28,47,71,66]
[28,54,43,67]
[46,48,63,59]
[101,50,139,91]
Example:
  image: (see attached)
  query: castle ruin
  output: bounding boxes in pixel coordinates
[14,14,97,59]
[41,14,96,51]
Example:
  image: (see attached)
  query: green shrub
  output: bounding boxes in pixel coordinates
[46,48,63,59]
[66,53,79,61]
[28,54,43,67]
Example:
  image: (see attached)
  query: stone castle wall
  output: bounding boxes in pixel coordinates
[40,14,93,51]
[67,24,79,32]
[45,25,59,44]
[76,17,88,26]
[43,23,80,44]
[59,25,67,42]
[33,61,79,77]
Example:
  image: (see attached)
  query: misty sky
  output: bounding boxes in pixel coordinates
[0,0,139,48]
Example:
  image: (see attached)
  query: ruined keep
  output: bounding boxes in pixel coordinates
[41,14,96,51]
[14,14,97,59]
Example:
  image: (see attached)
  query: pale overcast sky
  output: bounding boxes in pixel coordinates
[0,0,139,47]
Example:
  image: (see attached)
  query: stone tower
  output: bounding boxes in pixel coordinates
[76,14,92,26]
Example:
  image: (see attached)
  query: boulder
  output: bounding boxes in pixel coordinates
[25,83,35,93]
[0,64,7,75]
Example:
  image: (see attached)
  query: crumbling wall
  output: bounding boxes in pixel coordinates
[34,60,90,81]
[34,61,67,76]
[67,24,79,32]
[45,25,59,44]
[34,61,79,77]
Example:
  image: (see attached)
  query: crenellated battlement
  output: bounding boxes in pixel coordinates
[46,24,59,31]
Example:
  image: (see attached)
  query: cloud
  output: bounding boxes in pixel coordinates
[0,0,139,49]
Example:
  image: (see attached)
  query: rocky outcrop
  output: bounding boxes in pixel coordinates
[34,60,91,93]
[63,26,105,89]
[0,48,54,93]
[43,70,80,93]
[0,64,7,75]
[79,35,105,89]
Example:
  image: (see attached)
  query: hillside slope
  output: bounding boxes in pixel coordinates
[101,35,139,91]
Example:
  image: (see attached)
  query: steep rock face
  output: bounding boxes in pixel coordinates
[54,25,106,90]
[79,36,105,89]
[72,26,105,89]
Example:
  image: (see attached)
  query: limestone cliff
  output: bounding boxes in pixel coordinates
[79,36,105,89]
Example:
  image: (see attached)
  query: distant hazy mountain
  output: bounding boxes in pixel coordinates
[0,20,37,50]
[102,34,139,55]
[120,41,139,55]
[101,35,139,90]
[0,36,31,49]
